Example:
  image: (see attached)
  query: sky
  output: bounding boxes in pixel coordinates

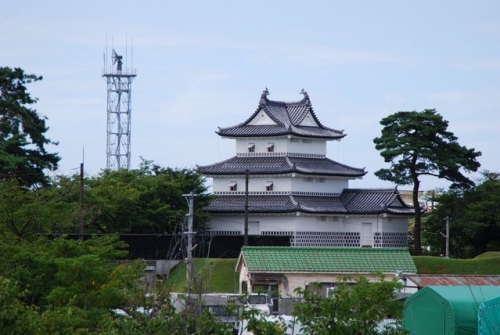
[2,1,499,192]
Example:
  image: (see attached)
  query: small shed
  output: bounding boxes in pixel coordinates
[404,286,500,335]
[478,295,500,335]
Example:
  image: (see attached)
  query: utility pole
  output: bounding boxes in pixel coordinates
[440,216,450,258]
[183,192,197,287]
[78,163,84,240]
[244,170,249,246]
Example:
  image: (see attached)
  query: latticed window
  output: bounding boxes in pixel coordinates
[248,143,255,152]
[267,143,274,152]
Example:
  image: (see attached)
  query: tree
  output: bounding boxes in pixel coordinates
[293,276,407,335]
[0,277,42,335]
[0,67,60,187]
[373,109,481,255]
[425,172,500,257]
[83,161,211,234]
[0,179,77,239]
[0,230,240,334]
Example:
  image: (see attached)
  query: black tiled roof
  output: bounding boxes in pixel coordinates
[204,195,298,213]
[197,156,366,177]
[340,188,415,214]
[203,189,416,215]
[216,89,345,139]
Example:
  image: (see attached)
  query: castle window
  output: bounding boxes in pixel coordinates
[248,143,255,152]
[304,177,313,183]
[228,181,237,191]
[265,181,273,191]
[267,143,274,152]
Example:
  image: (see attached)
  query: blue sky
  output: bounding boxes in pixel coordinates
[2,1,499,191]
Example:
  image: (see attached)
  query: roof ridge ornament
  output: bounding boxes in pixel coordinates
[300,89,310,105]
[260,88,270,104]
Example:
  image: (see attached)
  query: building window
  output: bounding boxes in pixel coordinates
[248,143,255,152]
[304,177,313,183]
[228,181,237,191]
[267,143,274,152]
[265,181,273,191]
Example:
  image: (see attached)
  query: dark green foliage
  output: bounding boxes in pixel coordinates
[424,173,500,257]
[373,109,481,255]
[0,179,77,238]
[293,276,407,335]
[0,277,43,335]
[82,160,211,234]
[0,67,60,187]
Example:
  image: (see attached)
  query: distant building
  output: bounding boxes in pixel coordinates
[198,89,416,248]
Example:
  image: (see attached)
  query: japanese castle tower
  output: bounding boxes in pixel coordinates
[198,89,415,248]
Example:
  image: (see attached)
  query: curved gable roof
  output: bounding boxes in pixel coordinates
[197,155,366,177]
[203,189,417,215]
[217,89,345,139]
[340,188,418,214]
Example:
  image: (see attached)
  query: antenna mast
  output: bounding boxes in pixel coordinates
[102,43,137,170]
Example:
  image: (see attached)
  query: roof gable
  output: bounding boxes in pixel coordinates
[298,111,319,127]
[248,108,277,126]
[239,246,417,273]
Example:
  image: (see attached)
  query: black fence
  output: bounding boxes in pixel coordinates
[64,234,291,260]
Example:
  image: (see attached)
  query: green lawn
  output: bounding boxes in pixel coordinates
[411,254,500,275]
[163,258,239,293]
[474,251,500,259]
[162,253,500,293]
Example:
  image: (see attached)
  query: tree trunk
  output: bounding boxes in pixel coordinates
[412,180,422,255]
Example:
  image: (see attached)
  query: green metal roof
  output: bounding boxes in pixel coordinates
[240,246,417,273]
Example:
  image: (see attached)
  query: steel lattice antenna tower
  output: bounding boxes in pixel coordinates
[102,49,136,170]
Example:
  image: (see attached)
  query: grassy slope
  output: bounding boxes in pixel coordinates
[163,254,500,292]
[164,258,239,293]
[474,251,500,259]
[410,255,500,275]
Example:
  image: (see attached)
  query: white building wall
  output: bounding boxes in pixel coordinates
[290,177,347,193]
[286,138,326,155]
[209,213,408,248]
[235,138,326,156]
[211,176,348,193]
[238,263,400,297]
[235,138,288,154]
[209,214,405,235]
